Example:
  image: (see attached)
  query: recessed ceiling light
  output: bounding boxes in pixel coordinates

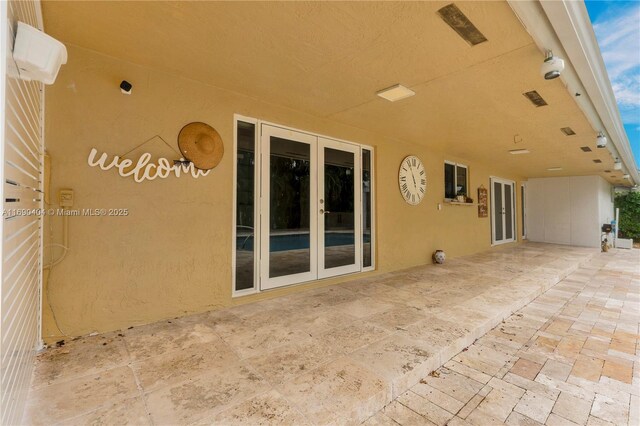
[593,159,602,163]
[560,127,576,136]
[580,146,592,152]
[547,167,563,171]
[376,84,415,102]
[509,149,530,155]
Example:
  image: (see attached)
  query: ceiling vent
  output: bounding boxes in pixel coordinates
[437,4,488,46]
[593,159,602,163]
[523,91,548,107]
[580,146,592,152]
[604,170,611,173]
[560,127,576,136]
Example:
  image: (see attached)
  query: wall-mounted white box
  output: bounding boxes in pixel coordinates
[12,22,67,85]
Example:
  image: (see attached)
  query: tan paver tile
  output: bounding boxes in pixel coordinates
[410,382,465,415]
[539,359,572,382]
[465,404,507,426]
[601,359,633,384]
[443,360,492,385]
[551,391,591,425]
[457,395,484,420]
[513,390,556,424]
[475,388,520,422]
[361,411,401,426]
[609,338,636,355]
[582,337,609,355]
[510,358,543,381]
[420,368,484,404]
[545,412,581,426]
[590,393,629,425]
[25,366,139,425]
[382,400,431,425]
[505,411,543,425]
[202,389,311,425]
[397,391,453,426]
[570,355,604,382]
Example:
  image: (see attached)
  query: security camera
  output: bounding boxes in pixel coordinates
[541,51,564,80]
[120,80,132,95]
[596,132,607,148]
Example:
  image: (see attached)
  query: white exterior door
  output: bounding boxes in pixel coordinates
[491,177,516,245]
[318,138,361,279]
[260,124,318,290]
[259,126,363,289]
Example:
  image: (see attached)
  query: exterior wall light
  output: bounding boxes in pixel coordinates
[541,50,565,80]
[614,159,622,170]
[596,132,607,148]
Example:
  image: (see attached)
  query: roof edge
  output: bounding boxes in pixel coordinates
[508,0,638,187]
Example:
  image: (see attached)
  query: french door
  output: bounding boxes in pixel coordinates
[260,125,361,290]
[491,177,516,245]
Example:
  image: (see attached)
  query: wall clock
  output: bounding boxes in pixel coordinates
[399,155,426,205]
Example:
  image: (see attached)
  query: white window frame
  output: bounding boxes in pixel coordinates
[444,161,468,200]
[232,115,375,297]
[232,115,260,297]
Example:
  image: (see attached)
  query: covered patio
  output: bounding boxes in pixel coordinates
[24,242,608,425]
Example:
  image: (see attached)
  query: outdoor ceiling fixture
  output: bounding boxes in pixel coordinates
[547,167,563,171]
[596,132,607,148]
[509,149,530,155]
[614,159,622,170]
[376,84,415,102]
[541,50,565,80]
[623,174,630,179]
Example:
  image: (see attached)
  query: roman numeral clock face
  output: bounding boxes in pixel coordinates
[398,155,426,205]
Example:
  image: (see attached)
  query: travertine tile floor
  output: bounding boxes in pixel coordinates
[367,248,639,426]
[25,243,636,425]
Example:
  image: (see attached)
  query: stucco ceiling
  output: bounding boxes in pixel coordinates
[41,1,625,184]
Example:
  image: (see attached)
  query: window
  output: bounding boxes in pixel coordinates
[234,119,257,293]
[444,161,468,199]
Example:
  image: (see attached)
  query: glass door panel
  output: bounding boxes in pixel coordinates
[491,178,516,245]
[318,138,361,279]
[505,183,513,240]
[493,181,503,243]
[260,125,317,289]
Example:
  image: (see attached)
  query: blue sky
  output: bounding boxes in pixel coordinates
[585,1,640,169]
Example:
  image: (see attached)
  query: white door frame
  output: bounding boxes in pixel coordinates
[259,124,318,290]
[317,137,362,279]
[490,177,516,245]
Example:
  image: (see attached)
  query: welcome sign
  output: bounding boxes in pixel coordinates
[87,148,210,183]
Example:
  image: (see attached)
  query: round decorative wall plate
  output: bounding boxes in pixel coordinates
[399,155,426,205]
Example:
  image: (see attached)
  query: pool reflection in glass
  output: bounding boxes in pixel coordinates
[269,137,311,278]
[324,147,355,269]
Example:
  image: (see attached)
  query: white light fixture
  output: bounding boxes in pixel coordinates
[547,167,563,171]
[509,149,530,155]
[376,84,415,102]
[541,50,565,80]
[614,159,622,170]
[623,174,630,179]
[596,132,607,148]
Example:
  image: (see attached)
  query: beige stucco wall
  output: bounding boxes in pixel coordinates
[43,45,524,343]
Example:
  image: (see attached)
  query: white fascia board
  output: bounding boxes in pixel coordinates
[507,0,639,187]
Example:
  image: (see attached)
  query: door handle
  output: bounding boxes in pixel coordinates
[319,209,331,214]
